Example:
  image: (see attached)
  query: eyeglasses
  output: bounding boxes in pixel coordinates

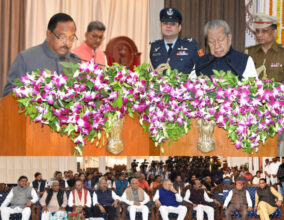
[52,32,78,42]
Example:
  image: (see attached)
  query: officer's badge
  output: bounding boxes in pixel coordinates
[167,8,173,16]
[185,38,193,42]
[177,46,188,51]
[154,47,160,52]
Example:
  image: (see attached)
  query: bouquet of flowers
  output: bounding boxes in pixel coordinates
[13,60,284,154]
[68,208,85,220]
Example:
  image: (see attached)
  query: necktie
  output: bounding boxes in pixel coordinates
[167,43,173,55]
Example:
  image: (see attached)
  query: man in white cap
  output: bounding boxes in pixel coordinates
[246,13,284,82]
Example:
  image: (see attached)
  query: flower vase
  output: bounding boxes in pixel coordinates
[106,116,125,154]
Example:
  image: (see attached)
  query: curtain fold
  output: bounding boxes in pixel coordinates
[0,0,26,96]
[164,0,246,53]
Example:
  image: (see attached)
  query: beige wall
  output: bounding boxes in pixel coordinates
[0,157,77,184]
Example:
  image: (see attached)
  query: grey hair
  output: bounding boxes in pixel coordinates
[204,19,231,38]
[87,21,106,32]
[130,178,138,183]
[51,180,59,185]
[163,179,171,185]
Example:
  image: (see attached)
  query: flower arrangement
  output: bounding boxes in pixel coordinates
[13,60,284,154]
[68,208,85,220]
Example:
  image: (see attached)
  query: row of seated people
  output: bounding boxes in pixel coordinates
[222,179,284,220]
[0,175,223,220]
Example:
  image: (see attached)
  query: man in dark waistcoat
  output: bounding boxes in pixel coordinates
[254,178,283,220]
[0,176,38,220]
[150,8,199,74]
[223,180,252,220]
[93,178,120,220]
[32,172,46,197]
[184,179,221,220]
[39,180,67,220]
[195,20,257,80]
[3,12,81,97]
[153,179,187,220]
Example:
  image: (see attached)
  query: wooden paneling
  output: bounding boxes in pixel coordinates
[159,119,277,156]
[0,95,277,156]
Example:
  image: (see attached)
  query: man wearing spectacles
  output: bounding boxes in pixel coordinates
[194,19,257,79]
[3,13,80,97]
[73,21,107,66]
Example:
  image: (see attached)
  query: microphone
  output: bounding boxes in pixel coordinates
[69,53,105,67]
[189,55,215,74]
[225,56,241,77]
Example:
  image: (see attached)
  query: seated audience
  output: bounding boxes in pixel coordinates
[113,172,129,196]
[32,172,46,196]
[0,176,38,220]
[184,179,221,220]
[153,179,187,220]
[40,180,67,219]
[252,171,262,185]
[93,178,120,220]
[254,178,283,220]
[223,180,252,220]
[138,173,150,193]
[67,180,92,219]
[173,175,187,196]
[121,178,150,220]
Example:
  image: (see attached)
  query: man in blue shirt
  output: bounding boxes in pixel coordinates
[150,8,199,74]
[113,172,129,196]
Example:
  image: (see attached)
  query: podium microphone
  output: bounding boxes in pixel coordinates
[69,53,105,67]
[225,56,241,77]
[188,55,215,74]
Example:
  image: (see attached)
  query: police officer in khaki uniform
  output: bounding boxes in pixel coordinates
[245,13,284,83]
[245,13,284,155]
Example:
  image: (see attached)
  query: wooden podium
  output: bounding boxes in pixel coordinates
[0,95,277,156]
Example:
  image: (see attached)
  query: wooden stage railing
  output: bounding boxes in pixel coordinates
[0,95,277,156]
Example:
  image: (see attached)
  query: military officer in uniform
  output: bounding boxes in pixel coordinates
[195,19,257,79]
[245,14,284,155]
[150,8,199,74]
[245,13,284,83]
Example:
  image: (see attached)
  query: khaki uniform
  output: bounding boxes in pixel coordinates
[245,42,284,83]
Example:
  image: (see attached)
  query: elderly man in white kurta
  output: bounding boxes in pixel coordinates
[121,178,150,220]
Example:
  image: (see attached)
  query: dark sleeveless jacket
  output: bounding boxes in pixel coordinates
[46,188,64,207]
[256,186,277,207]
